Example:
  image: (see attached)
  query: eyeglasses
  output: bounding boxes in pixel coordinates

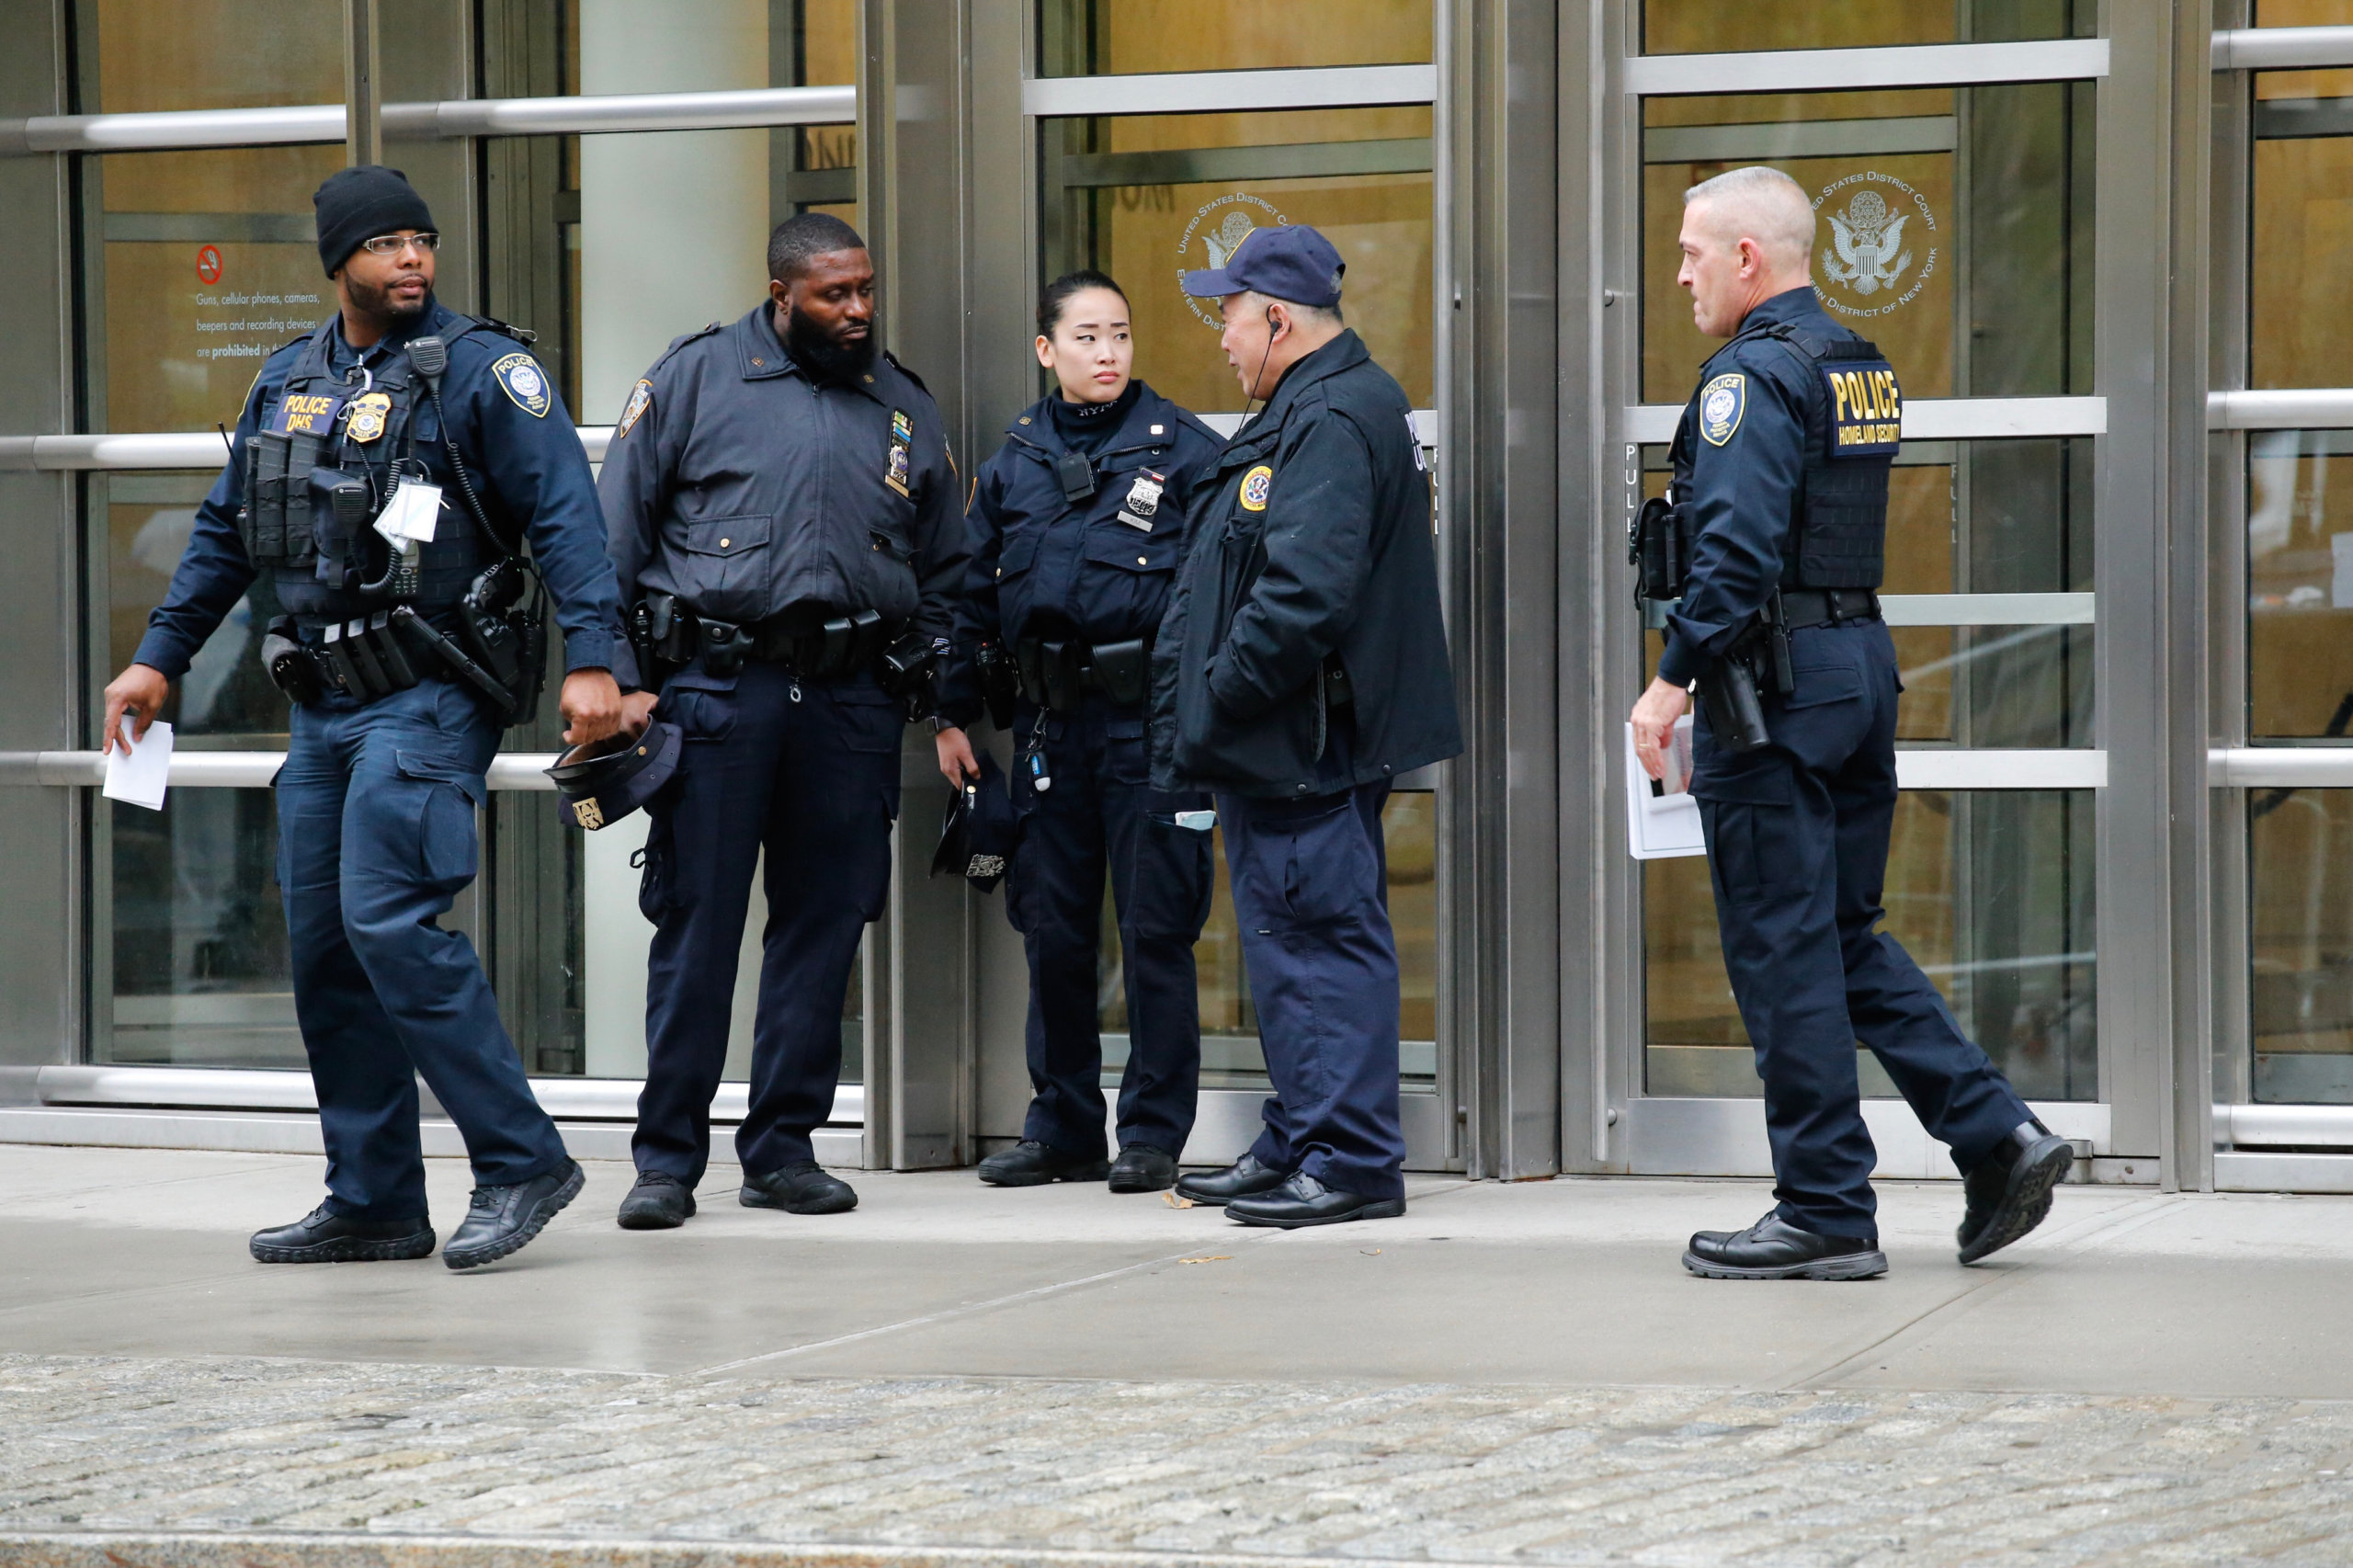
[359,232,440,256]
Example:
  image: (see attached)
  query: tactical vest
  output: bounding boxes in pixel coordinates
[1688,319,1901,591]
[239,317,503,621]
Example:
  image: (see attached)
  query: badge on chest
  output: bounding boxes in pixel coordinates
[1119,471,1165,531]
[346,391,392,443]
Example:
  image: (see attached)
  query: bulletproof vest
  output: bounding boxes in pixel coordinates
[1692,320,1901,591]
[239,319,491,620]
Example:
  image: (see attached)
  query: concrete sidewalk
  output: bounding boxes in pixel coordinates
[3,1147,2352,1564]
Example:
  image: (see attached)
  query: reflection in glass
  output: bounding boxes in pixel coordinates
[1642,0,2090,54]
[81,0,341,114]
[2249,789,2353,1102]
[1641,84,2095,403]
[1037,0,1431,77]
[1098,795,1439,1093]
[2247,434,2353,737]
[1646,790,2096,1101]
[1040,107,1434,415]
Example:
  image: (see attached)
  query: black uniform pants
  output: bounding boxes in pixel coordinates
[1007,698,1213,1159]
[633,663,902,1186]
[1690,619,2032,1241]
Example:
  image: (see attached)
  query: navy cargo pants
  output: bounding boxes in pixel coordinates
[1218,777,1405,1202]
[1689,618,2033,1241]
[276,676,570,1221]
[1007,697,1212,1160]
[633,661,901,1187]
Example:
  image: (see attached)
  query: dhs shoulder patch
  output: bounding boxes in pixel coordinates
[492,352,552,418]
[1699,372,1745,448]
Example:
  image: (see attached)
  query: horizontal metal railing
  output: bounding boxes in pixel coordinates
[2,85,854,155]
[1023,63,1436,119]
[2211,26,2353,72]
[1623,38,2110,97]
[0,427,618,471]
[1625,396,2107,446]
[0,750,560,790]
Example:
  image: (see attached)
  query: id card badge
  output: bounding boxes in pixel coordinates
[1120,471,1165,531]
[372,478,444,544]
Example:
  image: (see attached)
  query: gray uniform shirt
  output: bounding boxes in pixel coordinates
[599,301,964,645]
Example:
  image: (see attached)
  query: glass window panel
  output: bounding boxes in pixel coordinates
[1645,790,2097,1102]
[1040,107,1434,414]
[2247,432,2353,738]
[2250,74,2353,389]
[2257,0,2353,25]
[1642,0,2089,53]
[1097,795,1438,1094]
[83,0,342,113]
[1037,0,1431,77]
[2249,788,2353,1102]
[1641,84,2096,403]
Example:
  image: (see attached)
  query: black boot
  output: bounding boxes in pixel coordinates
[1958,1120,2075,1264]
[1224,1171,1404,1229]
[976,1140,1109,1187]
[1683,1210,1888,1280]
[741,1161,858,1214]
[443,1158,585,1271]
[249,1203,435,1264]
[1173,1153,1290,1205]
[1108,1143,1178,1193]
[616,1170,696,1230]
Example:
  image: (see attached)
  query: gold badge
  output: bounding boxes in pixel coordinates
[1239,464,1273,511]
[346,391,392,444]
[571,797,605,831]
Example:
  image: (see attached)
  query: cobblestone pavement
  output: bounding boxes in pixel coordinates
[5,1355,2353,1566]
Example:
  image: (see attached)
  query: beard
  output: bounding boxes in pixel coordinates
[783,306,877,383]
[345,271,430,326]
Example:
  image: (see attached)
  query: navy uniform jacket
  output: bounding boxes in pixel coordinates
[938,381,1222,728]
[1150,330,1461,799]
[599,302,964,652]
[132,296,625,682]
[1657,285,1865,687]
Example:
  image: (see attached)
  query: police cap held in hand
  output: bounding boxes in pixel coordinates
[546,721,684,832]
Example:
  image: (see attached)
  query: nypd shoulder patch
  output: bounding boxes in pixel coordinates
[617,378,654,439]
[1699,372,1745,448]
[492,351,552,418]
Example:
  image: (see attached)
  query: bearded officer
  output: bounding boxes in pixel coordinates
[1629,166,2075,1280]
[601,212,965,1229]
[101,165,630,1270]
[1152,224,1461,1227]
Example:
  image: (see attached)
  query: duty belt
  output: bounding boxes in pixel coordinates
[638,599,902,681]
[1777,587,1881,628]
[1014,636,1150,711]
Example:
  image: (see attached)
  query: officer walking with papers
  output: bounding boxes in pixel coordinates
[1628,166,2073,1280]
[101,166,630,1272]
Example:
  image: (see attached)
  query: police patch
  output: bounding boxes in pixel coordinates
[492,352,551,418]
[617,378,654,439]
[269,391,344,437]
[1822,358,1904,458]
[1239,464,1273,511]
[1699,373,1745,447]
[346,391,391,444]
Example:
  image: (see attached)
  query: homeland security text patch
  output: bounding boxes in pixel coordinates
[1824,360,1903,456]
[269,392,345,437]
[1699,373,1745,446]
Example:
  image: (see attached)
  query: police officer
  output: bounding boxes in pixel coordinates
[1629,166,2075,1280]
[101,165,630,1270]
[1153,225,1461,1228]
[934,271,1222,1194]
[601,212,964,1229]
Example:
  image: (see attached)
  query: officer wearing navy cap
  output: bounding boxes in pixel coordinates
[1630,166,2075,1280]
[100,165,631,1271]
[600,211,965,1230]
[1152,223,1461,1227]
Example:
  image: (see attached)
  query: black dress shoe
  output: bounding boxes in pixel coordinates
[1108,1143,1178,1194]
[1224,1171,1405,1229]
[1958,1119,2075,1264]
[1173,1153,1290,1205]
[977,1140,1110,1187]
[249,1203,435,1264]
[443,1158,585,1271]
[616,1170,696,1230]
[741,1161,858,1214]
[1683,1210,1888,1280]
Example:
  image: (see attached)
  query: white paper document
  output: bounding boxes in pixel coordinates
[103,718,173,812]
[1623,717,1705,860]
[372,479,444,545]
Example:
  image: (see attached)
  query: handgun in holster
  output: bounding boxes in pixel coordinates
[974,638,1017,730]
[1696,631,1773,755]
[629,592,696,693]
[879,630,950,722]
[455,558,546,725]
[1629,495,1692,608]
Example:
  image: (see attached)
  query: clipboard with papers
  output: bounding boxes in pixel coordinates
[1624,715,1705,859]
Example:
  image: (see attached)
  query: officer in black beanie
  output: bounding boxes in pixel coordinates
[102,164,634,1272]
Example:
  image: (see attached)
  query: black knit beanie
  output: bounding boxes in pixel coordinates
[313,165,437,277]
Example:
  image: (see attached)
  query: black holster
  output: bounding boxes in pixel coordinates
[974,637,1017,729]
[1629,495,1691,606]
[1697,639,1772,754]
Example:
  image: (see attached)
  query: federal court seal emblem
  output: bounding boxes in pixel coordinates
[1813,172,1939,321]
[1176,192,1288,326]
[1699,373,1745,447]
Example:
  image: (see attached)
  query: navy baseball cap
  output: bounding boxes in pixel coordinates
[1180,222,1346,308]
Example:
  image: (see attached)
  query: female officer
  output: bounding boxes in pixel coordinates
[934,269,1224,1194]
